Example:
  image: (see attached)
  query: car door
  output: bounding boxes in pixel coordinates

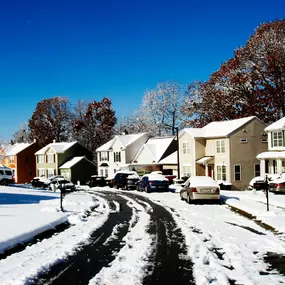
[181,179,190,199]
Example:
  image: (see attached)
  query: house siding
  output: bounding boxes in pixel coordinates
[230,118,268,189]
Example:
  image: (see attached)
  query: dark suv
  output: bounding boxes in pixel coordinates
[109,171,139,190]
[86,175,107,188]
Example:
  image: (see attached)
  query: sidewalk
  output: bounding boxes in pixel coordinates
[221,190,285,235]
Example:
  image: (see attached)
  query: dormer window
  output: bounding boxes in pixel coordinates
[272,131,283,147]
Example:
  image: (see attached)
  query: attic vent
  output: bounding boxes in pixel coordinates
[240,138,248,143]
[261,137,268,143]
[133,160,138,163]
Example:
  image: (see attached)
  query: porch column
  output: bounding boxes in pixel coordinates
[260,160,265,177]
[277,159,282,174]
[205,163,209,176]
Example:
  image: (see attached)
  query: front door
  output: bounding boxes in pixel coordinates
[208,165,213,178]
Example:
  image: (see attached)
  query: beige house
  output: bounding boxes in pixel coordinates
[257,117,285,176]
[35,141,93,182]
[179,116,267,189]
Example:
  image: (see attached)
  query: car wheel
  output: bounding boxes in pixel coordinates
[2,180,8,186]
[113,184,117,189]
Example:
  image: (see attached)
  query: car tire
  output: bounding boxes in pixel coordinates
[2,180,8,186]
[144,186,148,193]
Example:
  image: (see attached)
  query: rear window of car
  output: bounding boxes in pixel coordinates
[4,170,12,175]
[0,170,3,175]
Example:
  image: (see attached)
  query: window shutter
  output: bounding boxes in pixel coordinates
[114,152,115,162]
[100,152,102,161]
[119,152,121,162]
[107,152,109,161]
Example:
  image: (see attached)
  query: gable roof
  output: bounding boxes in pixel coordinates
[158,151,177,164]
[6,142,35,156]
[96,133,148,151]
[181,116,260,139]
[133,137,174,163]
[59,156,96,169]
[264,117,285,132]
[35,141,77,155]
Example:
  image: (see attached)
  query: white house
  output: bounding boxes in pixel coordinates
[96,133,150,177]
[257,117,285,176]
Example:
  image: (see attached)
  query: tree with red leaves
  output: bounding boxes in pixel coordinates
[28,97,72,147]
[183,19,285,127]
[72,97,116,157]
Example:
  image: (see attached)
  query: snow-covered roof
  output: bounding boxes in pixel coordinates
[202,116,256,138]
[257,151,285,159]
[158,151,177,164]
[35,141,77,155]
[59,156,94,169]
[6,142,34,156]
[96,133,148,151]
[132,137,174,163]
[264,117,285,132]
[182,128,204,138]
[196,156,214,165]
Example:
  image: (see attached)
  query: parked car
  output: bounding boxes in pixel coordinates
[0,166,14,185]
[86,175,107,188]
[31,176,51,188]
[249,174,281,190]
[269,177,285,193]
[49,178,75,191]
[108,171,139,190]
[180,176,220,203]
[137,173,169,193]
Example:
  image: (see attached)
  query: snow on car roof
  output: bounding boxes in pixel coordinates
[187,176,219,187]
[144,173,168,181]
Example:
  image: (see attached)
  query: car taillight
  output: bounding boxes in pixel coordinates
[276,183,283,187]
[214,188,220,193]
[149,181,153,185]
[191,187,197,192]
[12,176,15,181]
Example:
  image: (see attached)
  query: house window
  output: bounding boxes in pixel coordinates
[100,152,109,161]
[216,140,225,153]
[182,142,190,155]
[282,161,285,173]
[9,156,15,163]
[240,138,248,143]
[38,155,45,163]
[38,168,45,177]
[114,152,121,162]
[254,164,261,177]
[234,165,241,181]
[100,169,104,176]
[105,168,109,178]
[47,168,55,177]
[47,154,54,163]
[217,165,226,181]
[182,165,191,178]
[272,131,283,147]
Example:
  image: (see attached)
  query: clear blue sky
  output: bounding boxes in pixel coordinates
[0,0,284,139]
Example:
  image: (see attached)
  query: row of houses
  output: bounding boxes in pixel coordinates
[2,115,285,189]
[96,116,285,190]
[2,140,97,184]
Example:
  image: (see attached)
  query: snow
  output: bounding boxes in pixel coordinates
[196,156,214,165]
[158,150,177,164]
[143,173,169,181]
[186,176,219,188]
[35,141,77,155]
[257,151,285,159]
[1,185,285,284]
[5,142,34,156]
[59,156,85,168]
[264,116,285,132]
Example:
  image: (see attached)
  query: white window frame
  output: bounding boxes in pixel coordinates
[182,142,190,155]
[38,155,45,163]
[216,140,225,153]
[38,168,45,177]
[9,156,15,163]
[47,154,54,163]
[234,164,241,181]
[182,164,191,178]
[100,152,109,161]
[240,138,248,143]
[100,169,104,176]
[217,165,227,181]
[47,168,55,178]
[254,164,261,177]
[114,152,121,162]
[272,131,283,147]
[105,168,109,178]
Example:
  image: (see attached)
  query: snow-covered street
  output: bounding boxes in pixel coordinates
[0,186,285,284]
